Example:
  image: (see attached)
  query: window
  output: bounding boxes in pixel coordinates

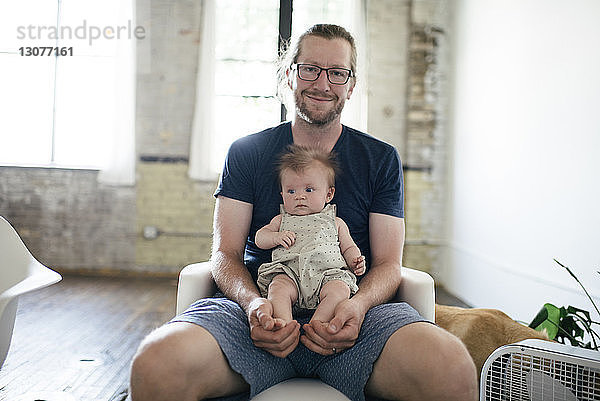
[0,0,136,174]
[202,0,366,176]
[212,0,282,174]
[292,0,358,40]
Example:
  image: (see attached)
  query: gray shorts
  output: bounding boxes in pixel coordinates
[171,297,428,401]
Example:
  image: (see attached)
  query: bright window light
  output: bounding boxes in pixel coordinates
[211,0,281,174]
[0,0,132,169]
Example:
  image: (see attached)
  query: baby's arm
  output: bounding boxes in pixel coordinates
[336,217,366,276]
[255,214,296,249]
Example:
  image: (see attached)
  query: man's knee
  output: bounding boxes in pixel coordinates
[368,322,478,401]
[435,328,479,401]
[130,322,248,401]
[131,325,177,378]
[130,324,192,400]
[408,324,478,401]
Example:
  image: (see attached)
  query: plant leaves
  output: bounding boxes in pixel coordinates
[567,305,591,323]
[529,306,549,329]
[530,303,561,340]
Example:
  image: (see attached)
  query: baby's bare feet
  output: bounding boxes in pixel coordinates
[273,317,289,328]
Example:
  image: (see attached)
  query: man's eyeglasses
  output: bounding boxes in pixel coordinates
[292,63,353,85]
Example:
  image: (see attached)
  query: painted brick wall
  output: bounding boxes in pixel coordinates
[0,167,136,274]
[135,162,214,274]
[366,0,411,154]
[403,0,450,274]
[136,0,201,157]
[133,0,212,275]
[0,0,449,278]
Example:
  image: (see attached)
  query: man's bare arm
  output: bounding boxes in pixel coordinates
[351,213,405,311]
[210,196,259,312]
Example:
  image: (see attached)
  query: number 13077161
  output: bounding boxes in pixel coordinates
[19,47,73,56]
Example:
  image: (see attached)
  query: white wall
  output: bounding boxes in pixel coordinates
[443,0,600,323]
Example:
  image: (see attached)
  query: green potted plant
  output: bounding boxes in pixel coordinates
[529,259,600,350]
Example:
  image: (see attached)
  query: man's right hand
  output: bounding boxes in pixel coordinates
[247,298,300,358]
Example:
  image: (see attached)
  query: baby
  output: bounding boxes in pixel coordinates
[256,145,365,326]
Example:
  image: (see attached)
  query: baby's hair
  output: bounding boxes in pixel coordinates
[278,145,339,187]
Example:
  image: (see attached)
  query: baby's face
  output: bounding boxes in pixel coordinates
[280,163,334,216]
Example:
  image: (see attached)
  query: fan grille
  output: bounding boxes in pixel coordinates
[482,343,600,401]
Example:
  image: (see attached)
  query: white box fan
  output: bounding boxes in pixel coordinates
[481,339,600,401]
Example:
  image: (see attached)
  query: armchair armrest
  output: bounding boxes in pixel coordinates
[396,267,435,321]
[176,262,216,315]
[176,262,435,321]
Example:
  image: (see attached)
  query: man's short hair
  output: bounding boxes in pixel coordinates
[278,144,339,188]
[277,24,357,105]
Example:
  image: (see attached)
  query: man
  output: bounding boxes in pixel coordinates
[130,24,477,401]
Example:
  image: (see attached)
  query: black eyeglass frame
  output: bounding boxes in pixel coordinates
[291,63,354,85]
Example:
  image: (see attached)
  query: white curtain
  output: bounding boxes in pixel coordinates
[188,0,217,181]
[97,0,137,185]
[340,0,368,132]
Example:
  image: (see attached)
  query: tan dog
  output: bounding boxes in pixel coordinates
[435,304,550,378]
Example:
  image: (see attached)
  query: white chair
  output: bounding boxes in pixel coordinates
[176,261,435,400]
[0,216,62,369]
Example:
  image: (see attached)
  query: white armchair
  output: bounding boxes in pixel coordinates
[176,261,435,401]
[1,216,62,369]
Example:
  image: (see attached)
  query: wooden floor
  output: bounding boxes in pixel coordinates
[0,275,468,401]
[0,275,179,401]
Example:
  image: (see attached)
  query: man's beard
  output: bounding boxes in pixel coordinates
[294,90,346,126]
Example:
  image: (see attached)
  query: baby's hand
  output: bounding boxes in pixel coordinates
[350,255,366,276]
[275,231,296,249]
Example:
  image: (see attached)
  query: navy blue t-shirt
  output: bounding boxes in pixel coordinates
[214,122,404,282]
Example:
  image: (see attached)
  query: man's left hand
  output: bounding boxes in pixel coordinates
[300,298,366,355]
